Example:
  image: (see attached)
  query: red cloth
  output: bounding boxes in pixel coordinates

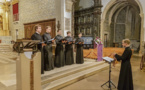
[13,3,19,21]
[13,3,18,14]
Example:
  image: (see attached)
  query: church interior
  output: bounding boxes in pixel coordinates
[0,0,145,90]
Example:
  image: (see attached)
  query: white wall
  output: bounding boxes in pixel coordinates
[102,0,110,13]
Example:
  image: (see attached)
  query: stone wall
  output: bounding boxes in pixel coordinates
[101,0,145,52]
[75,0,94,10]
[9,0,56,41]
[0,36,12,44]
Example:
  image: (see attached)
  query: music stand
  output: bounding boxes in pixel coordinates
[101,57,116,90]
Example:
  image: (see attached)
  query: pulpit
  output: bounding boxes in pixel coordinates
[14,40,41,90]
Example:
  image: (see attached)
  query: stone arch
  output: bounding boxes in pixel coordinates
[101,0,144,53]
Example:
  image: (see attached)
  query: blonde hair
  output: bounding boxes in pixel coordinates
[46,26,51,29]
[123,39,130,45]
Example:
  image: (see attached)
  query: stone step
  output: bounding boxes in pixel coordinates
[0,47,11,49]
[0,59,9,64]
[42,63,109,90]
[0,53,18,58]
[41,62,95,78]
[0,47,10,48]
[0,50,12,52]
[0,44,12,52]
[41,61,105,85]
[0,48,12,50]
[0,48,11,50]
[0,46,10,48]
[0,57,15,63]
[0,61,107,88]
[0,51,17,64]
[0,44,10,46]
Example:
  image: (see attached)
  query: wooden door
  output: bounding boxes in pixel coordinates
[24,19,56,39]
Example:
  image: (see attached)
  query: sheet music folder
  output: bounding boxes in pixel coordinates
[102,57,114,63]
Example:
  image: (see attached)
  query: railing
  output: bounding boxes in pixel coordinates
[83,44,94,49]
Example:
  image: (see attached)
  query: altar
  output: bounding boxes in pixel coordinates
[0,0,10,36]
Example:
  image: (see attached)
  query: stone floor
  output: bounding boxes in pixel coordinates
[0,52,17,90]
[61,57,145,90]
[0,51,144,90]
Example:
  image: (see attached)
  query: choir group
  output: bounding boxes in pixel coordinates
[31,24,84,74]
[31,24,134,90]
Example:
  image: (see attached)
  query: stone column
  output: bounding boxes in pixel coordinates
[5,4,10,36]
[139,13,144,53]
[71,0,76,37]
[93,0,102,38]
[71,0,76,62]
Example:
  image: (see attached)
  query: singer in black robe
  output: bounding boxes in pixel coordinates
[43,33,54,71]
[31,32,44,74]
[75,37,84,64]
[54,35,65,67]
[65,36,74,65]
[115,47,133,90]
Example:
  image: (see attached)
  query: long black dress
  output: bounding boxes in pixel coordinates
[54,35,65,67]
[42,33,54,71]
[115,47,133,90]
[31,32,44,74]
[65,36,74,65]
[75,37,84,64]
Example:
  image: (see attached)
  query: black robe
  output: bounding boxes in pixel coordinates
[75,37,84,64]
[115,47,133,90]
[64,36,74,65]
[42,33,54,71]
[54,35,65,67]
[31,33,43,50]
[31,32,44,74]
